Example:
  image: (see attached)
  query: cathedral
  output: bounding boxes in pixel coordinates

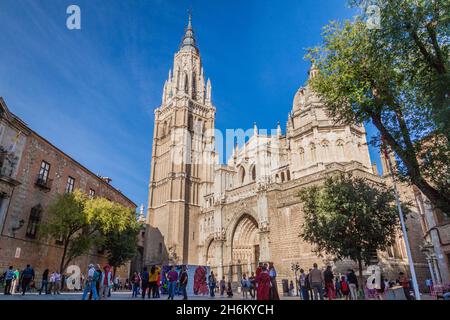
[144,15,430,288]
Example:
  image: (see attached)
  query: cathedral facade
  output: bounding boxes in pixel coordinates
[144,16,430,289]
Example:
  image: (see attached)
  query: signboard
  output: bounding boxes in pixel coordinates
[14,247,21,258]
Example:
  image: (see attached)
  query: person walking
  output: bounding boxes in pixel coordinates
[131,272,141,298]
[11,268,19,294]
[255,265,271,300]
[167,266,178,300]
[88,265,101,300]
[399,272,411,300]
[52,271,61,295]
[347,269,359,300]
[324,266,335,300]
[179,266,188,300]
[155,266,161,298]
[309,263,324,300]
[113,275,120,292]
[340,276,350,300]
[100,265,113,299]
[20,265,35,296]
[268,263,280,300]
[208,271,217,298]
[38,269,49,295]
[149,265,158,298]
[249,272,256,299]
[82,264,98,300]
[299,269,309,300]
[4,266,15,295]
[140,267,150,299]
[241,273,250,299]
[219,276,226,296]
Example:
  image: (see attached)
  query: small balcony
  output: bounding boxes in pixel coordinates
[35,175,53,192]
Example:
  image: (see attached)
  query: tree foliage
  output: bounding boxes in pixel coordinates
[306,0,450,215]
[103,220,141,276]
[40,189,137,274]
[299,174,408,282]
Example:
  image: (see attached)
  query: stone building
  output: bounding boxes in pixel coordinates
[0,98,137,280]
[145,16,431,290]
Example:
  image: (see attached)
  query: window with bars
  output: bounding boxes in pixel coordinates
[88,188,95,199]
[65,176,75,193]
[26,205,42,239]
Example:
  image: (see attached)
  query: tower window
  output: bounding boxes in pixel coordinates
[251,166,256,181]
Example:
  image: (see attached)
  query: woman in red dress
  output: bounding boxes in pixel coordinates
[255,266,271,301]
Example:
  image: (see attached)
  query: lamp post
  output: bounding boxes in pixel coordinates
[291,262,300,296]
[382,139,421,300]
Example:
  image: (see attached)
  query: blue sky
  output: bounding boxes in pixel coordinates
[0,0,382,210]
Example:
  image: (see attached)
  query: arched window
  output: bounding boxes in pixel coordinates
[238,166,245,185]
[299,147,305,163]
[286,170,291,181]
[310,143,317,163]
[281,172,285,182]
[336,140,345,160]
[192,72,197,99]
[26,204,42,239]
[184,72,189,94]
[251,165,256,181]
[275,174,280,183]
[322,140,330,159]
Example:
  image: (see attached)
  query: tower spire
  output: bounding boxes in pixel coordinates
[180,10,198,53]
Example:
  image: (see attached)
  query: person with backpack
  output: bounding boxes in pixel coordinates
[4,266,15,295]
[20,265,35,296]
[299,269,309,300]
[340,276,350,300]
[241,273,250,299]
[82,264,98,300]
[140,267,150,299]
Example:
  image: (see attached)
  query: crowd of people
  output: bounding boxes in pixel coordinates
[1,264,63,296]
[2,262,440,300]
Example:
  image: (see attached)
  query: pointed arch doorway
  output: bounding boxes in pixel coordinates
[230,214,260,282]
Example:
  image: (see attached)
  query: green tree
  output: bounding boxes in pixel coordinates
[306,0,450,215]
[299,174,407,287]
[40,190,135,274]
[103,218,141,277]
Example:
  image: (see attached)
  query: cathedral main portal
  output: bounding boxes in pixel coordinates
[230,214,260,281]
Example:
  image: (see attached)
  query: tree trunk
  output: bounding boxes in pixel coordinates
[59,240,69,275]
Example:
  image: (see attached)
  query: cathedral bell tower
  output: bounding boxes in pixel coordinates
[145,14,216,265]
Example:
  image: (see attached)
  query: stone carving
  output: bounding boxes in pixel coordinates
[214,227,226,241]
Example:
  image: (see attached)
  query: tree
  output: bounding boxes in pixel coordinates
[40,190,136,275]
[306,0,450,215]
[299,174,408,287]
[103,219,141,277]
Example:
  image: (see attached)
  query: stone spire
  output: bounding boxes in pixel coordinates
[180,11,198,53]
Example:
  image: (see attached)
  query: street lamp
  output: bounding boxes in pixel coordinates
[291,262,300,296]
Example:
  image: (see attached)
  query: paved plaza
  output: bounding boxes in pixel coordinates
[0,291,436,301]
